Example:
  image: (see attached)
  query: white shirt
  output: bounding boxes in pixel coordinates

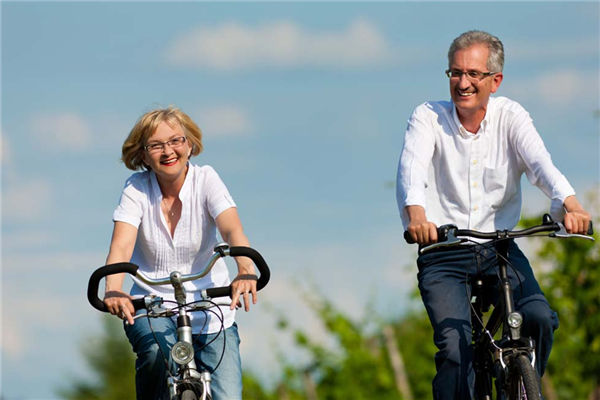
[113,163,237,334]
[396,96,575,232]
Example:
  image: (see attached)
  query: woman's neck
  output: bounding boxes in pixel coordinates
[156,165,188,199]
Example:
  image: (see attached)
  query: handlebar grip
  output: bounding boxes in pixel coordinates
[87,262,139,312]
[404,224,455,245]
[404,231,416,244]
[205,246,271,299]
[588,221,594,236]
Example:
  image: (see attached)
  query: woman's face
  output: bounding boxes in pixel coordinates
[142,120,192,185]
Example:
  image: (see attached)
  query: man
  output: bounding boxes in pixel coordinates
[396,30,591,399]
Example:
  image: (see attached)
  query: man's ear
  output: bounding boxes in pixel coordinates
[490,73,503,93]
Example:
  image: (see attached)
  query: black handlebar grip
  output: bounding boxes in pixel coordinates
[205,246,271,299]
[87,262,139,312]
[404,231,416,244]
[588,221,594,236]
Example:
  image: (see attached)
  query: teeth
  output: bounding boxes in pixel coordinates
[161,158,177,164]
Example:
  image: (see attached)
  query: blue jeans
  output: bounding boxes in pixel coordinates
[124,313,242,400]
[417,240,558,400]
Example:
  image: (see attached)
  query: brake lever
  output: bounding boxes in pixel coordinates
[551,222,595,241]
[419,229,464,254]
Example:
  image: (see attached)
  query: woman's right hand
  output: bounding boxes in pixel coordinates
[104,290,135,325]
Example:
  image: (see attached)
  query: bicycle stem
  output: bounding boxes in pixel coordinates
[170,271,202,379]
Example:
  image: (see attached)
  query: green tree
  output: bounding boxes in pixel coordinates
[520,209,599,399]
[59,316,136,400]
[274,293,436,400]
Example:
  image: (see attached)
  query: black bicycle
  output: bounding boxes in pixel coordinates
[405,214,593,400]
[87,244,270,400]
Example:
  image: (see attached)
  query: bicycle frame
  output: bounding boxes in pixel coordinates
[405,214,594,400]
[471,241,537,399]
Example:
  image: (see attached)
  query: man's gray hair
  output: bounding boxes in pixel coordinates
[448,30,504,73]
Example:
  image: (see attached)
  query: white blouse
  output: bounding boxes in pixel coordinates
[113,163,237,334]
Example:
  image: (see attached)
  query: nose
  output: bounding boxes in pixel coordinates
[457,72,472,88]
[160,143,175,155]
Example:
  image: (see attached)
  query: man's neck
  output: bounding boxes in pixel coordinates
[457,108,486,134]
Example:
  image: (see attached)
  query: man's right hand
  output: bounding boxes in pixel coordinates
[104,290,135,325]
[405,205,439,245]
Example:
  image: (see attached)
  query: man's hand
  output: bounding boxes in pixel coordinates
[406,205,438,245]
[563,196,592,234]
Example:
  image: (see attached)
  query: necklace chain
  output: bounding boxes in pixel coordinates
[162,198,178,217]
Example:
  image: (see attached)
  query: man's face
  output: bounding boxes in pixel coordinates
[449,43,503,119]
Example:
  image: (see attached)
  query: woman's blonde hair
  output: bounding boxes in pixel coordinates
[121,106,203,170]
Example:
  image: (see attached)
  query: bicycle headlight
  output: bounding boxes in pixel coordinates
[507,312,523,329]
[171,341,194,365]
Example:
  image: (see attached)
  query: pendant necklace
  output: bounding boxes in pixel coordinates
[162,198,177,217]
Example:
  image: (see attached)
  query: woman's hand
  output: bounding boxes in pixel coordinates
[104,290,135,325]
[230,274,258,311]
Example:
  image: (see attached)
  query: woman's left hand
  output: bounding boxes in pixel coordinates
[230,273,258,311]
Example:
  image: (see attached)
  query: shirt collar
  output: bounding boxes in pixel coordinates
[149,162,193,201]
[451,102,491,138]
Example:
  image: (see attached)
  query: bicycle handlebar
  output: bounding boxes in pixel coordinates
[87,244,271,313]
[404,214,594,252]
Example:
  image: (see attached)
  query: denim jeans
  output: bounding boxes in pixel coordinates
[124,312,242,400]
[417,240,558,400]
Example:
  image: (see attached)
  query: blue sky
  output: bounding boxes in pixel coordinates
[1,1,598,398]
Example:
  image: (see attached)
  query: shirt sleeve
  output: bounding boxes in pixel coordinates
[113,175,145,228]
[396,104,436,225]
[203,166,237,219]
[509,106,575,220]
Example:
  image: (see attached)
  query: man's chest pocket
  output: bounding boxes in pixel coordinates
[483,163,518,209]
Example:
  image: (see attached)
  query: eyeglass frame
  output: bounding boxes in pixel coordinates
[445,69,499,82]
[144,136,187,153]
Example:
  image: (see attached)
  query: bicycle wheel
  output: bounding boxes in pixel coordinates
[179,389,198,400]
[506,355,541,400]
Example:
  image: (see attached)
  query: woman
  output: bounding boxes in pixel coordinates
[103,106,257,399]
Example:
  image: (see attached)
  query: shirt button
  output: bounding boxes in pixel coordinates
[472,182,478,188]
[472,159,478,165]
[473,206,479,211]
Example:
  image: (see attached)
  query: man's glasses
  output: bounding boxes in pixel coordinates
[144,136,187,153]
[445,69,498,82]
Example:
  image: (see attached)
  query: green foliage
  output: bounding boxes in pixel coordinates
[58,316,136,400]
[520,212,599,399]
[393,313,437,399]
[272,294,436,400]
[242,372,277,400]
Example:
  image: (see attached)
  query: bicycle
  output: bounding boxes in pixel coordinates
[87,243,270,400]
[405,214,594,400]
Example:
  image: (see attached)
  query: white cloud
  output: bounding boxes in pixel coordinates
[503,68,597,108]
[2,179,53,223]
[31,112,92,151]
[508,37,598,62]
[535,69,592,107]
[195,105,254,137]
[166,18,393,70]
